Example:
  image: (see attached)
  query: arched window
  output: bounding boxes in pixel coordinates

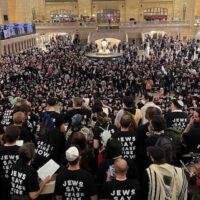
[97,9,120,24]
[50,10,76,22]
[144,8,168,21]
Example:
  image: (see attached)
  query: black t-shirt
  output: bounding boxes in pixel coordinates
[113,131,137,160]
[100,179,141,200]
[13,125,32,143]
[97,158,140,186]
[145,135,159,147]
[93,123,117,147]
[0,145,20,179]
[65,108,91,126]
[1,109,13,126]
[40,111,65,129]
[142,170,150,200]
[135,123,151,175]
[136,123,149,158]
[183,127,200,153]
[10,160,39,196]
[33,128,67,169]
[165,111,188,132]
[55,167,97,200]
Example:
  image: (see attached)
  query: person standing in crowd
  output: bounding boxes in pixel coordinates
[13,103,36,144]
[93,111,117,150]
[0,125,20,200]
[67,131,94,172]
[141,93,161,125]
[143,146,188,200]
[165,99,189,132]
[10,143,51,200]
[113,112,137,160]
[146,115,175,164]
[12,111,32,143]
[55,146,97,200]
[33,98,66,169]
[65,97,91,129]
[182,108,200,153]
[0,97,23,129]
[115,96,142,128]
[93,111,117,165]
[97,138,140,187]
[136,107,162,174]
[145,77,154,92]
[40,98,65,133]
[100,158,141,200]
[164,99,189,155]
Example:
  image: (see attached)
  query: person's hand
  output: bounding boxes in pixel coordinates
[180,135,184,143]
[43,176,52,184]
[188,116,194,126]
[106,169,112,182]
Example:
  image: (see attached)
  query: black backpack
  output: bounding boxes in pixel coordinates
[155,133,176,164]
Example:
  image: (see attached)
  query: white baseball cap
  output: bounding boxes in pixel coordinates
[65,146,79,162]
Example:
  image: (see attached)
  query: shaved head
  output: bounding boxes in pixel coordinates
[114,158,128,175]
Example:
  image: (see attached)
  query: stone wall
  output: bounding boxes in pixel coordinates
[0,0,197,23]
[0,34,37,55]
[0,0,198,37]
[195,0,200,16]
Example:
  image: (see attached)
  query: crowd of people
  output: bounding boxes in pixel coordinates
[0,34,200,200]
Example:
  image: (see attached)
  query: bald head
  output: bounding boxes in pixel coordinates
[13,111,25,125]
[114,158,128,175]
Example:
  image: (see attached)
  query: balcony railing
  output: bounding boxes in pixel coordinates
[35,20,190,29]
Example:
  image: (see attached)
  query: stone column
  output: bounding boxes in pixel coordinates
[125,0,140,21]
[0,0,9,23]
[24,41,26,49]
[78,0,92,17]
[12,43,15,54]
[14,43,17,52]
[5,44,9,55]
[0,41,3,55]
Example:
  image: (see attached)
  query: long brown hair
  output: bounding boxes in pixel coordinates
[68,131,89,169]
[120,111,137,132]
[97,111,111,126]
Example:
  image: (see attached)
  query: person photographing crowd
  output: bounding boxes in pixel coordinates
[182,108,200,153]
[100,158,141,200]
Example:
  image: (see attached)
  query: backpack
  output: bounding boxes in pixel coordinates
[99,125,112,147]
[71,114,83,130]
[66,126,93,142]
[156,134,176,164]
[40,112,55,134]
[80,127,93,142]
[165,128,182,154]
[66,113,93,142]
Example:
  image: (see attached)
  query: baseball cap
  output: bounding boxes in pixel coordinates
[71,114,83,127]
[65,146,79,162]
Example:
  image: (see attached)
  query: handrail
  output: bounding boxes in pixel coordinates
[35,20,190,27]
